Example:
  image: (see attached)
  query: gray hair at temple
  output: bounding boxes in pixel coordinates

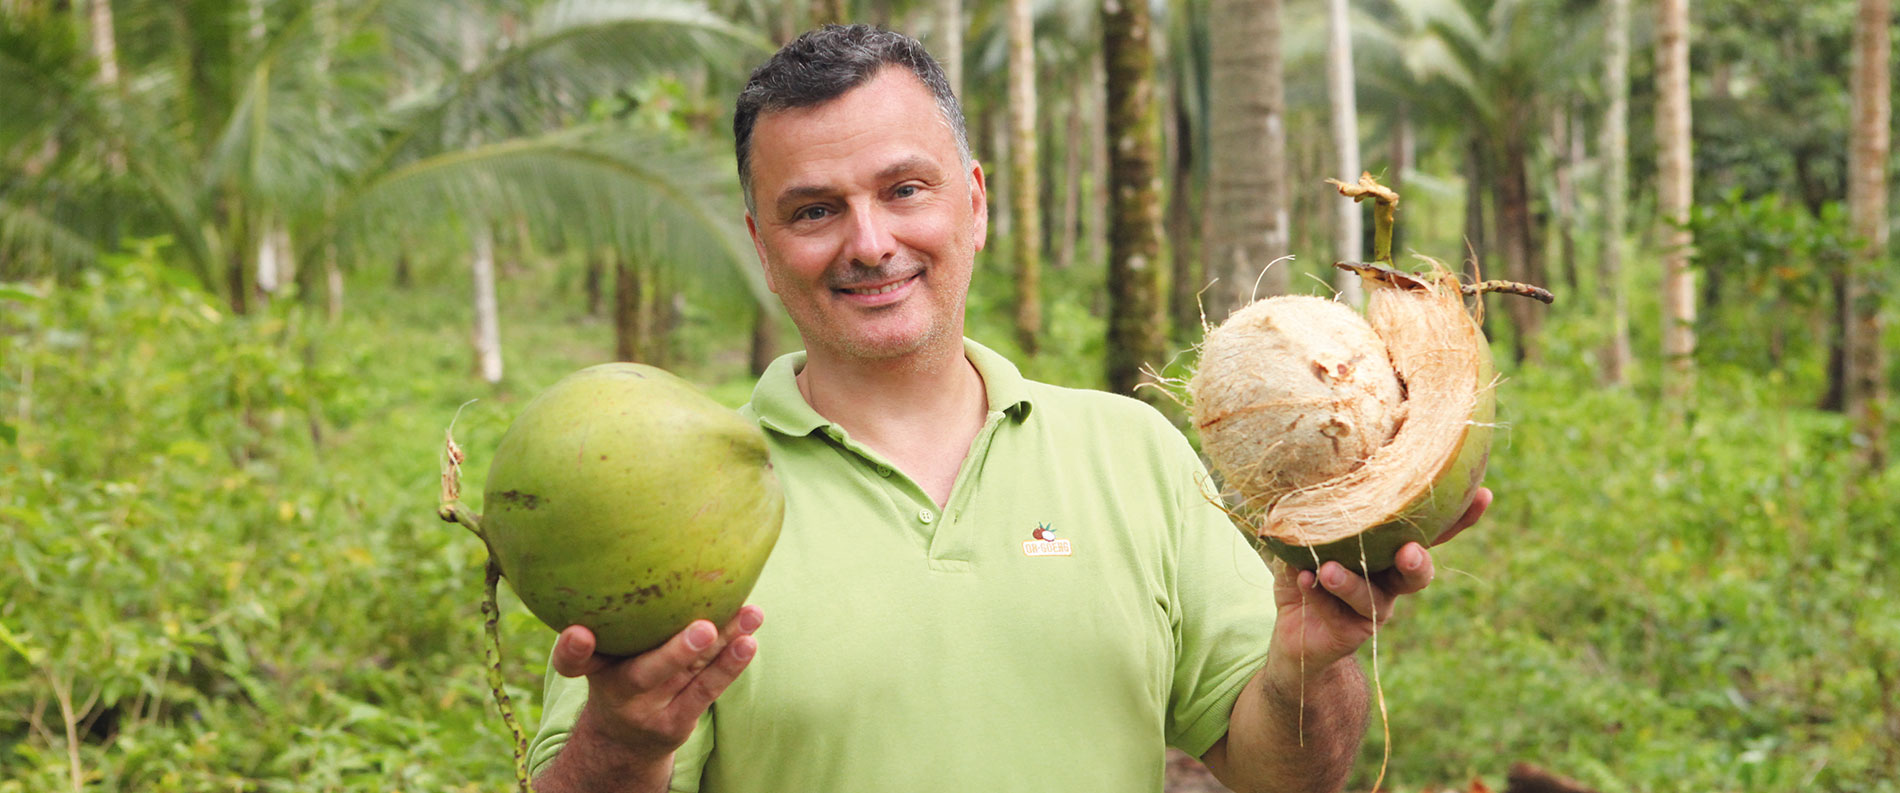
[732,24,972,214]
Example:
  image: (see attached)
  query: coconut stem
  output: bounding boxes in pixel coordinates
[485,558,537,793]
[1326,172,1401,265]
[439,408,532,791]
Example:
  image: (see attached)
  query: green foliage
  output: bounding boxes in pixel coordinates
[0,241,582,790]
[1363,332,1900,792]
[1685,190,1856,384]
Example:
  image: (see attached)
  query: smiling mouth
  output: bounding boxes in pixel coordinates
[837,272,919,296]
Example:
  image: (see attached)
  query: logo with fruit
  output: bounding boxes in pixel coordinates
[1023,522,1072,557]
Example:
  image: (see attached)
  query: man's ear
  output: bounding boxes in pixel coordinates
[746,213,778,293]
[968,160,989,252]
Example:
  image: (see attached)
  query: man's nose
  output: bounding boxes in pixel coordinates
[840,202,897,267]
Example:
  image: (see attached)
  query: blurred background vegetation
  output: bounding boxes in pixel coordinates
[2,0,1896,791]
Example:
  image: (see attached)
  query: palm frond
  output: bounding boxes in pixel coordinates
[335,125,767,313]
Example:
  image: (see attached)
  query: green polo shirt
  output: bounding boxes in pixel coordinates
[528,339,1276,791]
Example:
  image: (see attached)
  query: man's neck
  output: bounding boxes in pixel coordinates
[796,337,986,437]
[795,336,988,506]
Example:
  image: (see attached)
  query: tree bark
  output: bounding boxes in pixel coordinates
[750,305,779,375]
[1008,0,1042,355]
[87,0,124,174]
[1492,128,1540,362]
[1103,0,1167,400]
[470,224,504,383]
[1325,0,1364,306]
[1845,0,1890,469]
[584,250,604,316]
[1552,105,1580,296]
[1204,0,1288,322]
[1057,77,1084,273]
[1388,104,1412,257]
[614,255,643,362]
[1657,0,1696,402]
[935,0,962,102]
[1167,69,1200,336]
[323,242,343,322]
[1600,0,1633,386]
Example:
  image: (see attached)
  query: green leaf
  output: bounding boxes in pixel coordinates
[0,284,40,302]
[0,421,14,445]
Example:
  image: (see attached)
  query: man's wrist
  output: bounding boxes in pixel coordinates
[1260,651,1360,709]
[537,705,676,793]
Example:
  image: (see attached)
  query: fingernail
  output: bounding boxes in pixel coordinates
[1323,567,1346,588]
[685,622,714,651]
[732,636,756,661]
[739,608,763,632]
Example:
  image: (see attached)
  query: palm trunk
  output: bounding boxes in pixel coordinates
[1845,0,1890,469]
[1600,0,1633,386]
[1325,0,1363,306]
[935,0,963,101]
[1057,77,1084,272]
[1552,106,1580,296]
[614,255,644,362]
[1492,129,1539,362]
[88,0,125,174]
[750,306,780,375]
[324,244,343,322]
[585,251,605,316]
[1008,0,1041,355]
[1103,0,1167,400]
[1205,0,1288,321]
[1388,104,1412,256]
[1657,0,1696,402]
[471,223,504,383]
[1167,70,1200,336]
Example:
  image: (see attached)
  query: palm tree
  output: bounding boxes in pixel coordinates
[2,0,776,383]
[1325,0,1364,306]
[1845,0,1889,468]
[1657,0,1695,401]
[1354,0,1595,361]
[1203,0,1289,321]
[1006,0,1040,355]
[1103,0,1167,400]
[1599,0,1633,385]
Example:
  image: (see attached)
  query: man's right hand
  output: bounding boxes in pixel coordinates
[534,606,763,793]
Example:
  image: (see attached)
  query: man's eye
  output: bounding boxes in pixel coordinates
[893,184,920,199]
[796,206,830,221]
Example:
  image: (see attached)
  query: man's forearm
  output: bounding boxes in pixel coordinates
[533,707,677,793]
[1204,656,1368,793]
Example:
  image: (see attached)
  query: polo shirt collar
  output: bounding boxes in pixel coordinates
[750,338,1035,438]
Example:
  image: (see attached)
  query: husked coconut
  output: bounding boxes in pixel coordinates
[1190,296,1405,510]
[1185,175,1551,574]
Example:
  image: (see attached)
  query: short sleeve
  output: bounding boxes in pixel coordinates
[1158,424,1277,757]
[527,656,586,778]
[525,648,717,791]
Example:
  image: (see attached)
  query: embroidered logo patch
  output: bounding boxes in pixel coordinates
[1022,522,1072,557]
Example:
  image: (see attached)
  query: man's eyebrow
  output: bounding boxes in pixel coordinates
[773,156,947,215]
[874,154,942,182]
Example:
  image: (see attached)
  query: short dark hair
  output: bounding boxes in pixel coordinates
[733,24,970,213]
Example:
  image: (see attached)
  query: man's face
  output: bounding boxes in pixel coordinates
[745,68,988,365]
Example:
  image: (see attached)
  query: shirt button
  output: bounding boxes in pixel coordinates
[876,465,892,477]
[918,509,935,524]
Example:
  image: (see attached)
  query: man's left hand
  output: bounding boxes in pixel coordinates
[1263,487,1492,686]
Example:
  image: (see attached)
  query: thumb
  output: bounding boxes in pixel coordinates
[551,624,609,678]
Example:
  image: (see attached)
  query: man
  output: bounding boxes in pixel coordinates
[529,25,1487,793]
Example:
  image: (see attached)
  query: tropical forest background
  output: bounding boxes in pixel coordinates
[2,0,1897,790]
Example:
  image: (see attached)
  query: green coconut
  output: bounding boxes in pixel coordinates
[478,363,783,656]
[1195,269,1494,573]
